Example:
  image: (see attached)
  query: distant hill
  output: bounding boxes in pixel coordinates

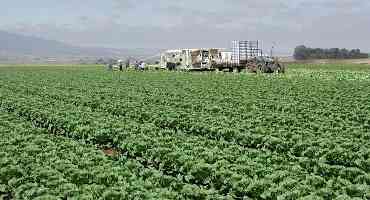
[0,30,161,63]
[0,30,89,56]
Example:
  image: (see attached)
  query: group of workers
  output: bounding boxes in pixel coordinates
[107,59,146,71]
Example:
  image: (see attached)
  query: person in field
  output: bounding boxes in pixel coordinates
[107,62,113,71]
[139,62,145,70]
[134,61,139,70]
[118,60,123,71]
[125,59,130,69]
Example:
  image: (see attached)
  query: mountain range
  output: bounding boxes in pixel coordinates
[0,30,161,63]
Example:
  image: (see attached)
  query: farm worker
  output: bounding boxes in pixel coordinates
[125,59,130,69]
[140,62,145,70]
[118,60,123,71]
[107,62,113,71]
[134,61,139,70]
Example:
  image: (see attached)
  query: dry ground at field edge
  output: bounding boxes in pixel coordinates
[280,57,370,65]
[0,63,104,67]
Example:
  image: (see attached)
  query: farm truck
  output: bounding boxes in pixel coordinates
[160,40,285,73]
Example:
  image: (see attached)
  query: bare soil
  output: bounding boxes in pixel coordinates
[280,57,370,65]
[102,148,120,157]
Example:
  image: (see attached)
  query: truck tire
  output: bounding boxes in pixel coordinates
[166,62,176,71]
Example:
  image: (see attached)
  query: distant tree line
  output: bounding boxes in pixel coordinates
[294,45,369,60]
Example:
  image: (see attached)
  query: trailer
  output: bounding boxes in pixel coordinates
[160,48,225,71]
[160,41,285,73]
[215,41,285,73]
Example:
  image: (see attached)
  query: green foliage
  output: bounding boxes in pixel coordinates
[294,45,369,60]
[0,65,370,199]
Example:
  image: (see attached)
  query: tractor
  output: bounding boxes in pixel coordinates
[245,56,285,73]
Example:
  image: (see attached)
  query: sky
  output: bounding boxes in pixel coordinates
[2,0,370,54]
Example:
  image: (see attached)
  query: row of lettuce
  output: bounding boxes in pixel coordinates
[3,70,370,163]
[0,112,228,199]
[3,69,370,173]
[0,68,370,199]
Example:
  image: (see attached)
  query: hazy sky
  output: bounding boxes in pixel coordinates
[2,0,370,54]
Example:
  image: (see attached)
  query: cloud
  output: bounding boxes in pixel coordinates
[1,0,369,53]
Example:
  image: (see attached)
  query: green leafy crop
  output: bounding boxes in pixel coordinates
[0,64,370,199]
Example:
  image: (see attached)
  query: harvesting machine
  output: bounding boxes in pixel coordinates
[214,40,285,73]
[160,40,285,73]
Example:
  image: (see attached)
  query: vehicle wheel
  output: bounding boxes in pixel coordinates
[166,62,176,71]
[278,64,285,73]
[257,64,264,73]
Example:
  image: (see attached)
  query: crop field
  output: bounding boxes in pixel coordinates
[1,64,370,199]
